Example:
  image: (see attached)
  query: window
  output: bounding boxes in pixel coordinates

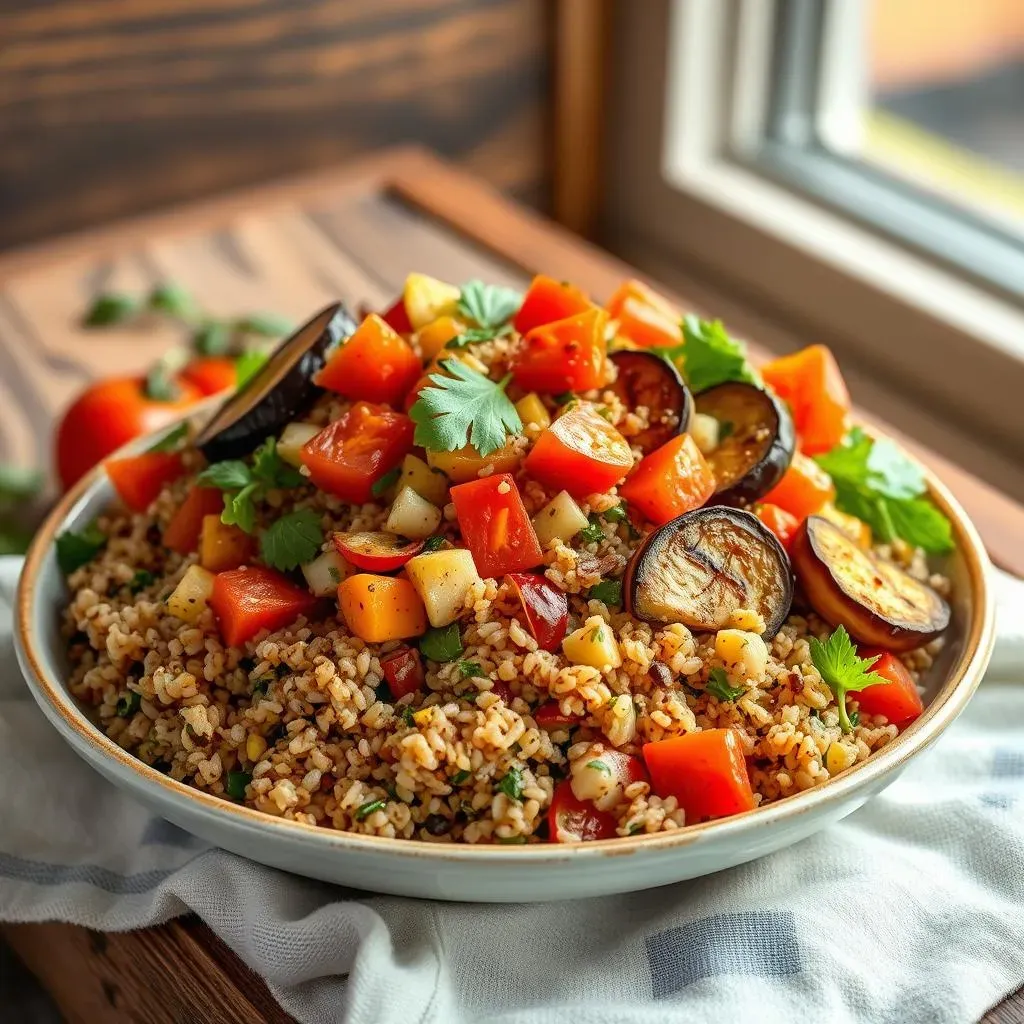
[605,0,1024,495]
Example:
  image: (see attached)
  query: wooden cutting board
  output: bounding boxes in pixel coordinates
[0,147,1020,1023]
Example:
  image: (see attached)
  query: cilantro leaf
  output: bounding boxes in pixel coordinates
[409,361,521,456]
[235,350,268,389]
[419,623,463,662]
[679,316,758,393]
[457,280,522,330]
[56,523,107,574]
[497,766,523,802]
[371,466,401,497]
[82,293,139,327]
[260,509,323,571]
[148,283,196,320]
[445,325,512,349]
[196,460,252,490]
[146,422,189,454]
[221,483,259,534]
[129,569,155,594]
[577,515,605,544]
[458,660,484,678]
[586,580,622,606]
[192,321,231,356]
[809,625,885,733]
[251,438,304,490]
[422,535,446,552]
[705,667,745,702]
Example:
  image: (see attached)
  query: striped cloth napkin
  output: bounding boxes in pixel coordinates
[1,555,1022,1024]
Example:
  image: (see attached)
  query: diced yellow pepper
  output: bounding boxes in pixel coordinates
[562,616,622,669]
[337,574,427,643]
[416,316,465,361]
[514,393,551,432]
[200,515,254,573]
[246,734,268,761]
[427,440,523,483]
[399,454,449,506]
[404,273,461,330]
[167,565,215,624]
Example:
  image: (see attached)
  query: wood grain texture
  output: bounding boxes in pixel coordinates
[0,147,1020,1022]
[0,0,550,250]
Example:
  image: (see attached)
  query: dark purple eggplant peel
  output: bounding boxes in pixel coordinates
[607,351,693,455]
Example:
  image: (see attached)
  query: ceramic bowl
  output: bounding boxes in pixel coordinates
[14,421,996,902]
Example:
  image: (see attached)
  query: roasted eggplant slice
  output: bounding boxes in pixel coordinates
[196,302,358,462]
[791,515,949,651]
[607,351,693,455]
[694,382,794,506]
[624,506,793,638]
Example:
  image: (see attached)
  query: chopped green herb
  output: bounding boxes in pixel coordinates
[457,280,522,330]
[225,771,252,800]
[196,460,252,490]
[327,565,342,583]
[589,625,605,643]
[458,660,484,678]
[422,535,446,552]
[260,509,324,572]
[578,515,605,544]
[652,316,758,393]
[586,580,622,606]
[221,483,259,534]
[82,293,139,327]
[495,835,528,845]
[596,406,614,421]
[128,569,155,594]
[192,321,231,356]
[400,705,415,727]
[148,283,196,320]
[585,759,611,776]
[251,675,274,696]
[354,798,387,821]
[451,769,472,785]
[115,690,141,717]
[718,420,735,441]
[601,502,628,523]
[552,391,575,406]
[234,313,295,338]
[56,523,107,574]
[251,438,305,490]
[809,624,886,734]
[419,623,464,662]
[445,325,512,349]
[147,422,189,453]
[371,466,402,497]
[705,667,745,702]
[628,823,645,835]
[235,349,269,389]
[497,766,523,802]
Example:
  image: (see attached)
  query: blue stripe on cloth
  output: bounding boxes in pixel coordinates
[646,910,802,998]
[0,851,202,894]
[992,750,1024,778]
[140,817,205,849]
[981,793,1016,810]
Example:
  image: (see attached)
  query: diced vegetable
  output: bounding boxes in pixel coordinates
[531,490,589,547]
[548,780,618,842]
[761,344,850,455]
[276,422,321,467]
[167,564,216,624]
[851,649,924,728]
[759,452,835,523]
[333,531,424,572]
[643,729,756,821]
[300,402,414,503]
[398,453,449,506]
[199,514,255,573]
[313,313,422,406]
[513,275,592,335]
[562,616,621,669]
[569,746,648,811]
[714,629,769,683]
[105,451,185,513]
[514,392,551,432]
[380,295,413,335]
[337,574,428,643]
[385,487,442,540]
[380,645,425,699]
[449,474,544,578]
[403,273,461,330]
[505,573,569,651]
[416,315,465,361]
[426,440,523,484]
[689,412,720,455]
[524,405,633,498]
[754,503,800,554]
[209,565,316,647]
[604,279,681,350]
[162,487,223,555]
[301,549,352,597]
[533,701,582,729]
[405,549,482,627]
[619,433,715,526]
[511,308,608,393]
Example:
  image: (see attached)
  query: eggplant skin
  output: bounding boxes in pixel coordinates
[625,505,794,639]
[607,351,693,455]
[791,515,950,652]
[196,303,358,462]
[694,382,795,507]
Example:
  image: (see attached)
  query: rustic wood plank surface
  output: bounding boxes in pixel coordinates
[0,146,1021,1022]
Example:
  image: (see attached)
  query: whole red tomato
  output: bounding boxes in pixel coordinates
[56,376,202,491]
[179,357,238,396]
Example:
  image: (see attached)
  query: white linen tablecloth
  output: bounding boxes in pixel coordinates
[1,556,1021,1024]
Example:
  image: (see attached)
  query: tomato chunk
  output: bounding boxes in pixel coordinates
[505,573,569,651]
[513,274,592,335]
[854,649,924,728]
[643,729,755,822]
[511,308,608,393]
[301,402,414,503]
[761,345,850,455]
[761,452,835,522]
[314,314,422,406]
[380,296,413,335]
[210,566,316,648]
[381,645,425,699]
[450,474,543,578]
[754,503,800,554]
[619,434,714,525]
[605,279,681,350]
[533,701,581,729]
[549,779,618,842]
[105,451,185,513]
[163,486,224,555]
[180,357,237,397]
[524,405,633,498]
[334,531,424,572]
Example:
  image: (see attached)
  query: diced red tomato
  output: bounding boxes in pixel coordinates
[761,345,851,455]
[179,357,237,396]
[300,402,414,503]
[162,486,224,555]
[511,308,608,393]
[314,314,422,406]
[105,451,185,513]
[853,649,924,728]
[605,279,681,350]
[449,474,543,578]
[643,729,755,822]
[754,503,800,554]
[209,566,317,648]
[491,681,515,705]
[549,780,618,842]
[619,434,715,525]
[513,275,593,335]
[380,296,413,335]
[333,531,424,572]
[761,453,835,522]
[381,646,425,700]
[505,573,569,651]
[533,701,581,729]
[524,404,633,498]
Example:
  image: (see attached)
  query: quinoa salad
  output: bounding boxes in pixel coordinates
[57,274,955,845]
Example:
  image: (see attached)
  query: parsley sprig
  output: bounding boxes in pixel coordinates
[457,280,522,330]
[705,667,745,702]
[409,360,522,456]
[814,427,953,554]
[260,509,323,571]
[809,625,885,733]
[653,316,758,394]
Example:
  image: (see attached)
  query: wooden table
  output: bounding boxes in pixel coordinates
[0,147,1021,1023]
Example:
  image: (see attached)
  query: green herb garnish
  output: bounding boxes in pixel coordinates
[422,535,446,552]
[497,766,523,802]
[192,321,230,356]
[457,280,522,330]
[354,798,387,821]
[419,623,464,663]
[458,660,484,678]
[148,283,196,320]
[578,515,605,544]
[225,771,252,800]
[128,570,155,594]
[82,293,140,327]
[451,769,472,785]
[260,509,323,572]
[601,502,628,523]
[705,667,745,702]
[371,467,402,497]
[115,690,141,717]
[400,706,415,727]
[235,349,269,389]
[445,325,512,349]
[56,523,107,574]
[585,759,611,776]
[653,316,758,394]
[809,625,886,734]
[586,580,622,606]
